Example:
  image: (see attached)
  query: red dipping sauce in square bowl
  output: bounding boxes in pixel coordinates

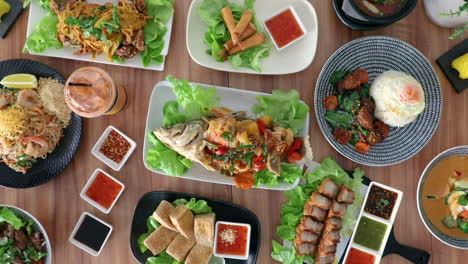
[80,169,125,214]
[264,6,306,50]
[214,221,251,260]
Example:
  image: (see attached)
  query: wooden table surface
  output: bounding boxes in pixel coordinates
[1,0,467,263]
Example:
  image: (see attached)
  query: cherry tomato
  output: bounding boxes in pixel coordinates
[288,138,302,154]
[253,155,267,171]
[214,147,229,156]
[234,172,254,189]
[461,210,468,219]
[256,119,267,134]
[287,151,303,163]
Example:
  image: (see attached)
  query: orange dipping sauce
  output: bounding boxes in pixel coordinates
[345,248,376,264]
[85,172,123,209]
[265,8,305,49]
[216,223,249,256]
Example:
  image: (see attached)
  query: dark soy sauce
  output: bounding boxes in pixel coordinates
[74,215,111,252]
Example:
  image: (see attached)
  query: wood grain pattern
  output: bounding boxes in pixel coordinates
[0,0,467,263]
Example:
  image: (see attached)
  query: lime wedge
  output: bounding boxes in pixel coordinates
[0,74,38,89]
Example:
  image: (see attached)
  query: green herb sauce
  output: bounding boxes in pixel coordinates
[353,216,388,251]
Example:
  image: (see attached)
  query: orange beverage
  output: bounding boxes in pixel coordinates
[64,67,127,118]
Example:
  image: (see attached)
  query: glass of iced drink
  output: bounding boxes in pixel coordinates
[64,67,127,118]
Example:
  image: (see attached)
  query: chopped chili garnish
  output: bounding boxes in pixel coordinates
[253,155,266,171]
[99,130,131,164]
[214,147,229,156]
[256,119,267,134]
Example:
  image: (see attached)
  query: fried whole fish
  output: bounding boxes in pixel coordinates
[154,120,215,171]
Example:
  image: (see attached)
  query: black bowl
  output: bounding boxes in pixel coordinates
[333,0,391,31]
[349,0,418,24]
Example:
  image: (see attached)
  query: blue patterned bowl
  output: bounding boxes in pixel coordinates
[314,36,442,166]
[417,146,468,249]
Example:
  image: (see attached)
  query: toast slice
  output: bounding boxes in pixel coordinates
[143,226,178,256]
[166,233,196,262]
[185,243,213,264]
[153,200,176,231]
[169,204,195,239]
[194,213,216,247]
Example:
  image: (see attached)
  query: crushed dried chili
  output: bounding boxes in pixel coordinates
[99,130,130,163]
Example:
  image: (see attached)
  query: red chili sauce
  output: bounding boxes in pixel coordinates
[345,248,376,264]
[216,224,248,256]
[99,130,130,164]
[265,8,304,48]
[85,172,123,209]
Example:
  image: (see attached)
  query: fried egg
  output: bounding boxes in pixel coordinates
[370,71,425,127]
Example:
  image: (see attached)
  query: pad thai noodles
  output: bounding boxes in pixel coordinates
[52,0,149,61]
[0,78,71,173]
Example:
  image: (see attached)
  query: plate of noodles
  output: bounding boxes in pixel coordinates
[23,0,174,71]
[0,59,82,189]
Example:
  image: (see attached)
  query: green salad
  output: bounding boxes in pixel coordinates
[23,0,174,67]
[146,76,309,188]
[137,198,213,264]
[0,207,48,264]
[197,0,270,72]
[271,158,364,264]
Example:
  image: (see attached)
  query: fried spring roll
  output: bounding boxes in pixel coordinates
[232,10,253,44]
[221,6,236,38]
[224,23,256,51]
[238,32,265,51]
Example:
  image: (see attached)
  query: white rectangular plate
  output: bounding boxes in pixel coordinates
[143,80,310,191]
[186,0,318,75]
[26,0,173,71]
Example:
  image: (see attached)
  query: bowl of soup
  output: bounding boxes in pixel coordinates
[350,0,418,24]
[417,145,468,249]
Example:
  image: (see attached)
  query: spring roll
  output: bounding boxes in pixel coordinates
[228,45,242,56]
[221,7,236,39]
[224,23,256,51]
[238,32,266,51]
[232,10,253,44]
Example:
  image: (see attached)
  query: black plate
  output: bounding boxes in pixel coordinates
[0,0,23,39]
[0,59,82,188]
[332,0,390,31]
[130,191,261,264]
[436,38,468,93]
[338,175,430,264]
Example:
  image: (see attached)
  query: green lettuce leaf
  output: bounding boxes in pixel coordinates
[137,215,161,254]
[146,133,192,177]
[0,207,24,230]
[198,0,270,71]
[146,251,181,264]
[185,198,213,214]
[252,89,310,134]
[228,46,269,72]
[271,240,304,264]
[254,164,303,187]
[23,15,62,53]
[141,0,174,66]
[167,75,220,119]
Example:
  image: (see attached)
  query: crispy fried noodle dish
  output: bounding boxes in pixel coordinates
[52,0,148,61]
[0,78,71,173]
